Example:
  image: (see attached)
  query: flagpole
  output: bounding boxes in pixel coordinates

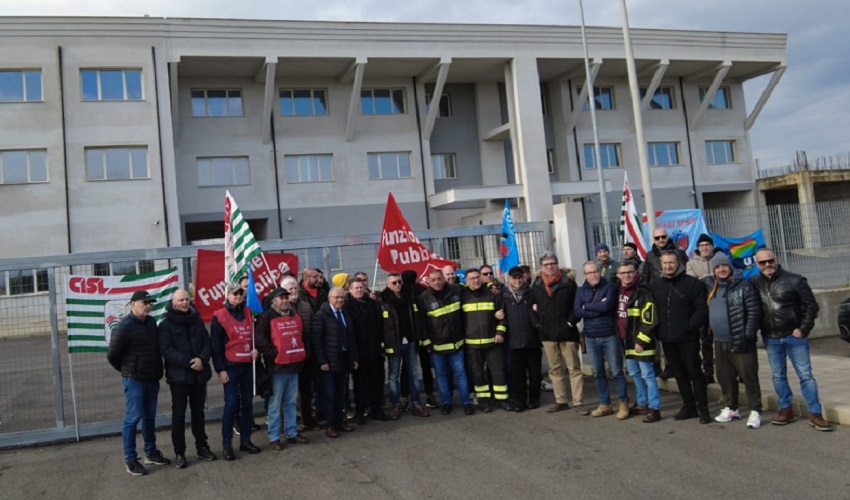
[619,0,657,236]
[67,352,80,442]
[372,257,379,291]
[579,0,611,246]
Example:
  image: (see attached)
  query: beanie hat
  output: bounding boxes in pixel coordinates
[331,273,349,288]
[594,243,610,254]
[623,242,638,252]
[400,270,418,286]
[697,233,714,246]
[709,252,732,271]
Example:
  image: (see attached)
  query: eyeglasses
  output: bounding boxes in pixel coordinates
[654,235,668,241]
[481,272,493,276]
[232,289,245,296]
[584,270,600,276]
[616,271,636,276]
[388,280,401,285]
[542,262,558,267]
[757,258,775,266]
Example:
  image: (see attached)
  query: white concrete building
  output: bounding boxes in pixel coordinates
[0,17,786,275]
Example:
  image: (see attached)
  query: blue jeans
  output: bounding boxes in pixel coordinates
[430,350,471,406]
[222,364,254,447]
[626,358,660,410]
[586,335,628,405]
[388,343,420,405]
[764,335,822,414]
[268,371,300,441]
[122,377,159,463]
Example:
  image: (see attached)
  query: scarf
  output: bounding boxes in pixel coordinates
[542,270,562,297]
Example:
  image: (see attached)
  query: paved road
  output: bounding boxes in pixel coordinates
[1,379,847,500]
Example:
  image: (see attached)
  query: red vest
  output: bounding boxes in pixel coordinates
[270,314,306,365]
[214,307,253,363]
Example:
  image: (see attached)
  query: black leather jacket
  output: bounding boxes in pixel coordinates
[703,271,761,352]
[107,312,163,383]
[749,266,819,339]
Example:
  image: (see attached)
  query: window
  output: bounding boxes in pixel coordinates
[547,149,556,174]
[640,86,674,110]
[191,89,243,117]
[197,156,250,187]
[81,69,142,101]
[647,142,680,166]
[93,260,155,277]
[285,154,333,183]
[705,141,736,165]
[0,70,42,102]
[0,149,47,184]
[444,237,461,261]
[473,236,485,258]
[425,93,452,117]
[699,86,731,109]
[361,88,405,115]
[368,152,411,179]
[297,247,342,273]
[577,86,614,110]
[1,269,49,296]
[280,89,328,116]
[85,147,148,181]
[431,153,457,180]
[583,143,621,169]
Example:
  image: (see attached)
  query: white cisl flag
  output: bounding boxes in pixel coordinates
[224,190,262,284]
[620,172,647,259]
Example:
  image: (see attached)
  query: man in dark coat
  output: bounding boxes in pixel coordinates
[107,290,169,475]
[347,278,392,422]
[158,289,217,468]
[313,286,359,438]
[502,266,542,411]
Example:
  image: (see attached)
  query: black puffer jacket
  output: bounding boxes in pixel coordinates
[648,264,707,343]
[158,303,212,385]
[703,270,761,352]
[312,302,358,373]
[749,266,819,339]
[107,312,163,383]
[345,295,383,362]
[502,284,540,350]
[299,282,328,312]
[640,240,689,284]
[530,271,579,342]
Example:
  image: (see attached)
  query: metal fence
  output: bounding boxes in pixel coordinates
[0,222,551,447]
[585,200,850,289]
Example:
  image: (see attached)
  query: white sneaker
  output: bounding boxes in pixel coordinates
[746,411,761,429]
[541,380,554,392]
[714,407,741,423]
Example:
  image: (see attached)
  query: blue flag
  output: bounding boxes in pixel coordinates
[498,199,520,275]
[246,264,263,316]
[709,229,766,279]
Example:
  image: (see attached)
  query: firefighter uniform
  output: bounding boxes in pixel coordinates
[461,285,508,410]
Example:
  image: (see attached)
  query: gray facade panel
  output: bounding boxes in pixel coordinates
[430,83,483,190]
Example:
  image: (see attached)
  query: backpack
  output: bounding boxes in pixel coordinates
[839,298,850,344]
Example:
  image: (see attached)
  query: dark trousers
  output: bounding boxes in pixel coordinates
[322,370,348,429]
[222,364,254,447]
[663,340,708,411]
[299,356,320,426]
[509,348,542,407]
[714,341,762,412]
[353,358,386,415]
[401,349,435,398]
[701,327,715,378]
[467,344,508,404]
[169,383,208,454]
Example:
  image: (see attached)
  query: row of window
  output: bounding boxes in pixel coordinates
[577,86,731,111]
[584,140,736,169]
[0,261,155,297]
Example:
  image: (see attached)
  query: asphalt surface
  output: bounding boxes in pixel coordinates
[1,378,848,500]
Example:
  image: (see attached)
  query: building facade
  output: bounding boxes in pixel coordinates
[0,17,786,275]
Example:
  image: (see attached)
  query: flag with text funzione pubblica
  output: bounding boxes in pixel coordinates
[620,172,647,259]
[224,190,263,285]
[65,268,180,353]
[498,199,519,275]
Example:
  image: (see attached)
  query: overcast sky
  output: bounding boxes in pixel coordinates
[3,0,848,168]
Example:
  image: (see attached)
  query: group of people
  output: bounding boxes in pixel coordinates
[106,229,832,476]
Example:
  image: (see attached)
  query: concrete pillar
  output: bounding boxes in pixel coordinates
[552,201,588,271]
[506,57,553,222]
[154,50,182,247]
[797,171,821,248]
[475,82,508,186]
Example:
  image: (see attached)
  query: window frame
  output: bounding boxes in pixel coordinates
[699,86,732,110]
[196,156,251,187]
[279,88,329,116]
[191,88,244,117]
[284,154,334,183]
[431,153,457,180]
[85,146,149,181]
[361,88,406,115]
[93,260,155,277]
[0,269,49,297]
[0,69,43,103]
[425,92,452,118]
[647,142,681,167]
[0,149,48,184]
[444,237,461,261]
[705,140,737,165]
[640,86,675,110]
[367,151,413,180]
[578,86,615,111]
[582,143,622,169]
[80,69,143,101]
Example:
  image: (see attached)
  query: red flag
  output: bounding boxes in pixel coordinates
[377,193,456,286]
